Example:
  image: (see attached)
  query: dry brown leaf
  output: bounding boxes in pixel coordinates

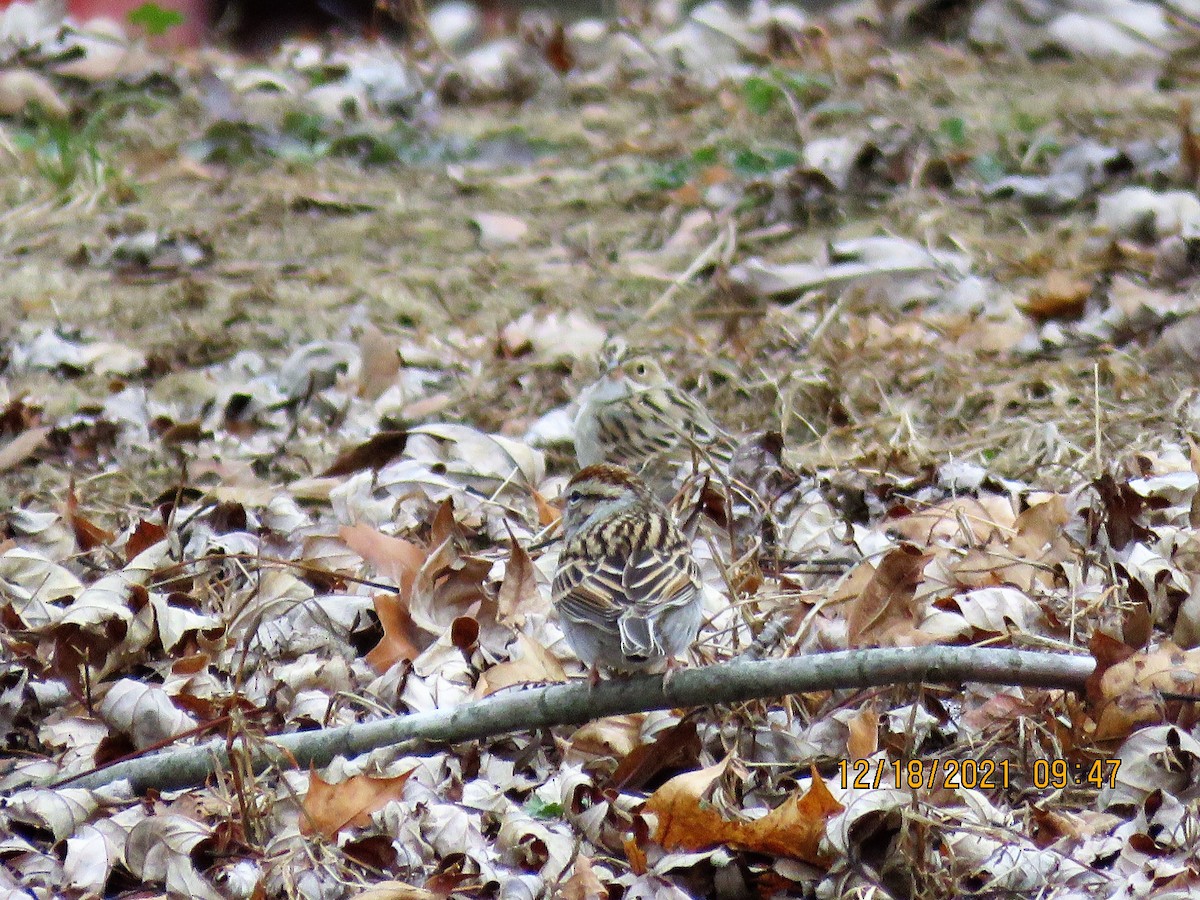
[301,768,416,838]
[846,544,929,648]
[340,524,426,598]
[366,592,426,674]
[1092,473,1153,551]
[608,719,701,793]
[429,499,458,550]
[1021,271,1092,321]
[845,706,879,761]
[0,425,50,474]
[124,518,167,563]
[623,834,648,876]
[566,714,645,764]
[63,481,116,552]
[1004,495,1072,586]
[474,632,566,696]
[645,763,842,866]
[531,486,561,527]
[346,881,441,900]
[1089,640,1200,740]
[321,431,409,477]
[559,854,608,900]
[408,535,500,643]
[497,532,539,625]
[887,495,1016,547]
[357,324,401,400]
[948,495,1072,591]
[827,561,876,606]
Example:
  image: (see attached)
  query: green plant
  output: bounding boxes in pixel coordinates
[127,2,184,38]
[742,76,781,115]
[13,106,113,192]
[938,116,968,149]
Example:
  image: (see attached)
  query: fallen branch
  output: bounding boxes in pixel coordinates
[48,647,1094,794]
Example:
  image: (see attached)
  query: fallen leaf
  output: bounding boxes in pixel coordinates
[1091,474,1154,551]
[62,481,116,552]
[340,524,426,598]
[429,499,458,550]
[475,633,566,696]
[608,718,701,792]
[531,486,561,527]
[497,532,540,625]
[887,495,1016,546]
[566,714,645,764]
[845,706,879,761]
[125,519,167,563]
[301,768,415,838]
[0,426,50,474]
[357,324,401,401]
[322,431,409,477]
[846,544,930,647]
[560,854,608,900]
[1088,640,1200,740]
[645,762,842,866]
[1021,271,1092,322]
[366,592,426,674]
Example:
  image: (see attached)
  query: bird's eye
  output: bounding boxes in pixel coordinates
[567,489,582,504]
[634,363,647,376]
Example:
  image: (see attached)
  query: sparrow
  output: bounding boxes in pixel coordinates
[552,463,703,683]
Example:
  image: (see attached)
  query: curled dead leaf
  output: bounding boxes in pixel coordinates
[644,762,842,866]
[1088,639,1200,740]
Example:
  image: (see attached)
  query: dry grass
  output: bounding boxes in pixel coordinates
[1,36,1193,513]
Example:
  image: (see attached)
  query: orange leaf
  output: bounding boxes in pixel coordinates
[646,763,842,866]
[531,487,561,527]
[622,835,647,876]
[560,854,608,900]
[301,768,415,838]
[846,544,929,647]
[63,480,115,552]
[340,524,426,599]
[497,530,539,624]
[366,592,425,674]
[846,705,879,761]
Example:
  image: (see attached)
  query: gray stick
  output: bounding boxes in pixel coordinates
[46,647,1095,794]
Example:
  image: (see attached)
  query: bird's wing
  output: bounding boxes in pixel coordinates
[631,387,733,461]
[553,543,699,627]
[622,544,701,614]
[552,553,625,630]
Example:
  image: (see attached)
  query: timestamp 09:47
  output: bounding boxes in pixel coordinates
[838,757,1122,791]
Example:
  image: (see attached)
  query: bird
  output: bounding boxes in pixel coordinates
[552,463,704,683]
[572,348,734,496]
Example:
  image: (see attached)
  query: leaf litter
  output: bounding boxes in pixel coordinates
[3,0,1200,896]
